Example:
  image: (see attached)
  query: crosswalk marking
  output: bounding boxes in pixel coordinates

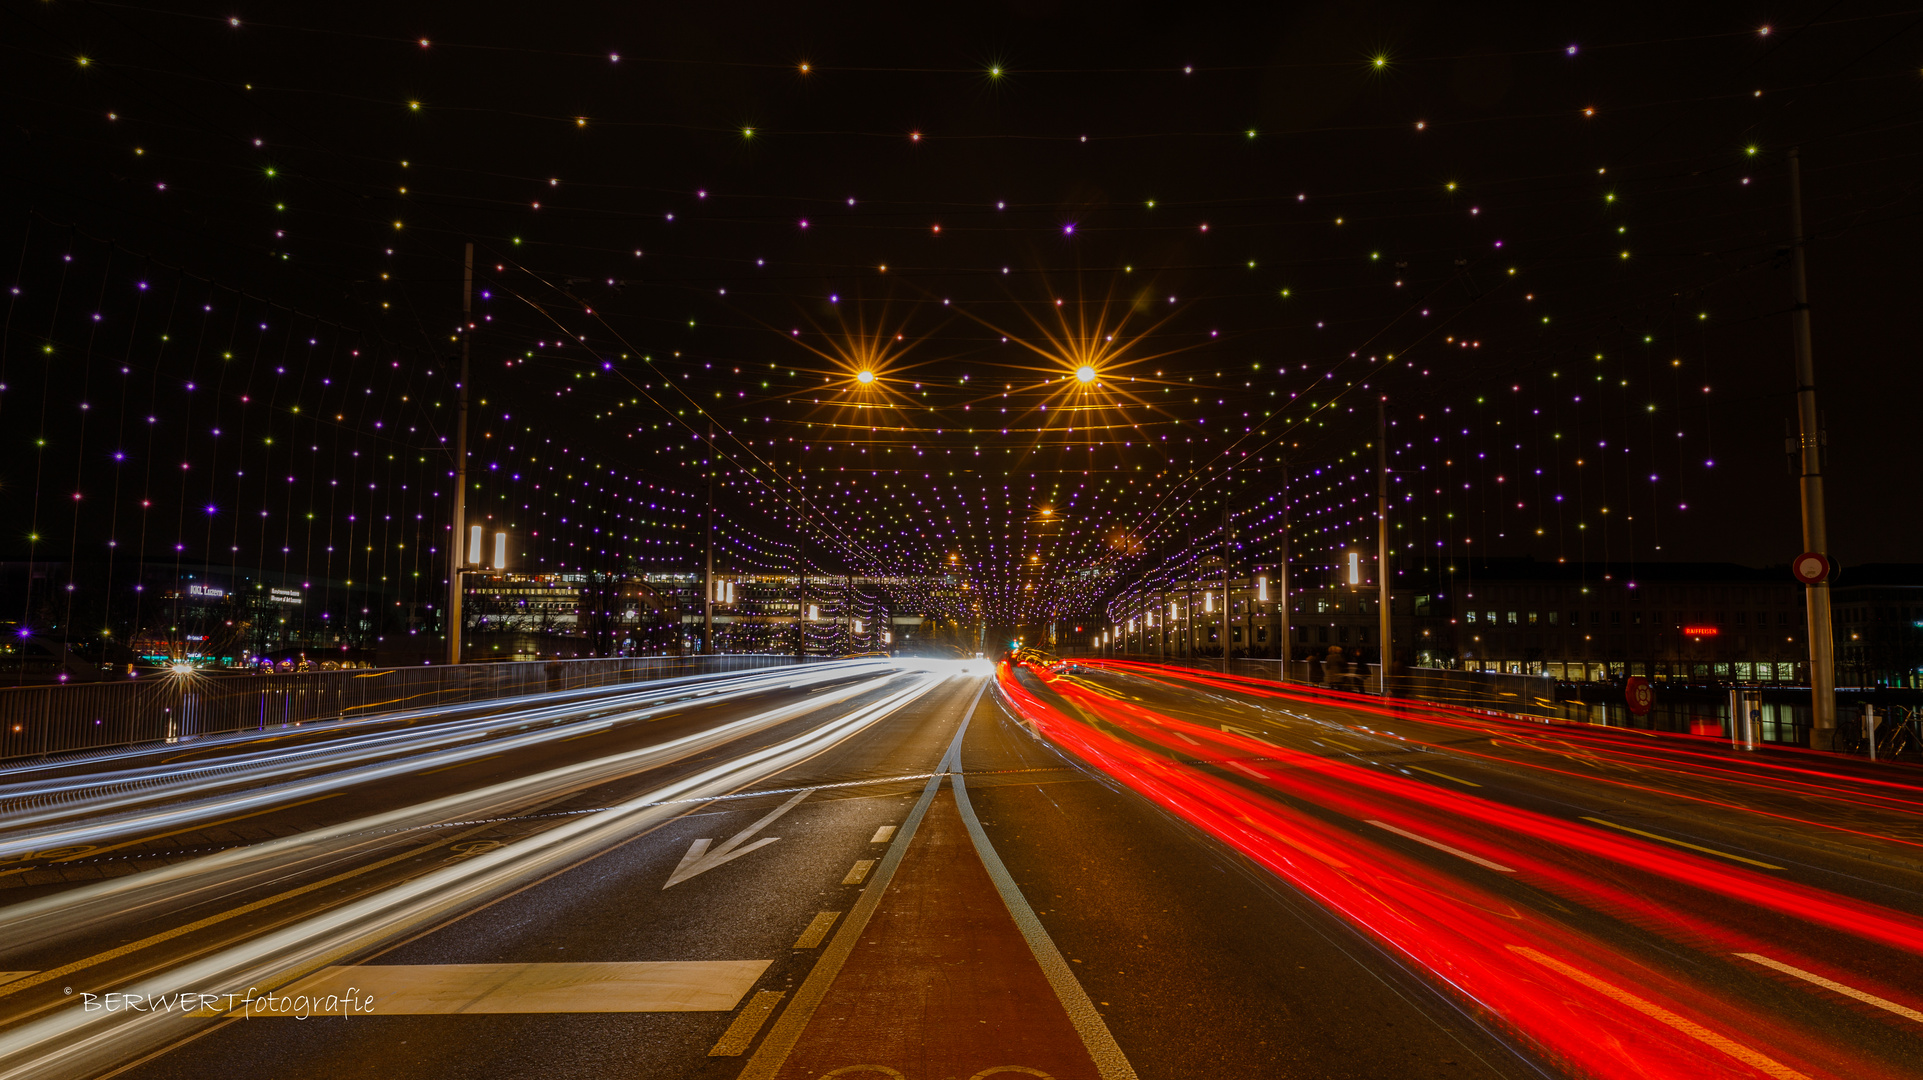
[255,961,773,1015]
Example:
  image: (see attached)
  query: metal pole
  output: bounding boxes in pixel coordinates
[446,243,472,666]
[1377,398,1393,697]
[704,426,714,656]
[1218,499,1230,673]
[1865,703,1877,762]
[1278,459,1290,682]
[1788,147,1836,746]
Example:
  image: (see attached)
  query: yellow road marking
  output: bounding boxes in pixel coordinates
[1320,738,1364,752]
[1509,946,1809,1079]
[793,911,841,949]
[1409,765,1480,787]
[263,959,771,1014]
[841,860,875,885]
[1581,817,1782,869]
[710,990,787,1057]
[416,754,504,776]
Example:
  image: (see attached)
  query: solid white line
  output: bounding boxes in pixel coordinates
[736,674,992,1080]
[1367,820,1515,873]
[1510,946,1809,1080]
[1736,953,1923,1023]
[956,691,1140,1080]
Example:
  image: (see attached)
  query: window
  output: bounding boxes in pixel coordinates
[1507,611,1518,625]
[1528,611,1539,624]
[1487,611,1497,625]
[1466,611,1477,623]
[1591,611,1602,625]
[1610,611,1621,625]
[1632,611,1643,626]
[1735,611,1747,625]
[1548,610,1559,625]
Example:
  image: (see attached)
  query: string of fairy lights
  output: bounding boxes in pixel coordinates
[4,4,1918,657]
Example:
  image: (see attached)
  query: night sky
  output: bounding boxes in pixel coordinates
[4,1,1920,632]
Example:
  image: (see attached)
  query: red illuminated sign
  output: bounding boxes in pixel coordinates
[1683,626,1719,636]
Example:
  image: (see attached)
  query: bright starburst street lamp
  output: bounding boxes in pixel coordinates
[1075,364,1096,383]
[856,369,875,384]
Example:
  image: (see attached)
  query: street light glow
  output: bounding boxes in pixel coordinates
[1075,365,1096,383]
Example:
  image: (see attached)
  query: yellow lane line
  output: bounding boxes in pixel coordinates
[1409,765,1481,788]
[1581,817,1783,870]
[1510,946,1809,1079]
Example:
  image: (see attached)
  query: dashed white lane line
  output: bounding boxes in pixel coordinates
[1367,820,1515,873]
[1737,953,1923,1023]
[841,859,876,885]
[1580,816,1783,870]
[1509,946,1810,1080]
[793,912,841,949]
[869,825,897,843]
[1224,761,1267,780]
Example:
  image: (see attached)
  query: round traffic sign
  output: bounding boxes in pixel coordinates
[1624,676,1653,716]
[1791,551,1831,585]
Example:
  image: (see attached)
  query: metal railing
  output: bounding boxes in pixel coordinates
[0,654,827,763]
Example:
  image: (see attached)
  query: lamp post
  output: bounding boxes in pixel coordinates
[446,242,473,665]
[1786,147,1836,746]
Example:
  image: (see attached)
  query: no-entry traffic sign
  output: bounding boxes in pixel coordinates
[1792,551,1832,585]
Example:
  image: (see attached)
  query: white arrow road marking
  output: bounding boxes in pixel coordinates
[664,788,814,889]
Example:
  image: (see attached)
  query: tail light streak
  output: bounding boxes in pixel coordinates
[1000,663,1914,1080]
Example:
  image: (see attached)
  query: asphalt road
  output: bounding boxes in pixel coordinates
[0,656,1917,1079]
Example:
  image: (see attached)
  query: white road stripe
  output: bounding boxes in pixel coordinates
[1224,761,1268,779]
[1511,946,1810,1080]
[1736,953,1923,1023]
[1367,820,1515,873]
